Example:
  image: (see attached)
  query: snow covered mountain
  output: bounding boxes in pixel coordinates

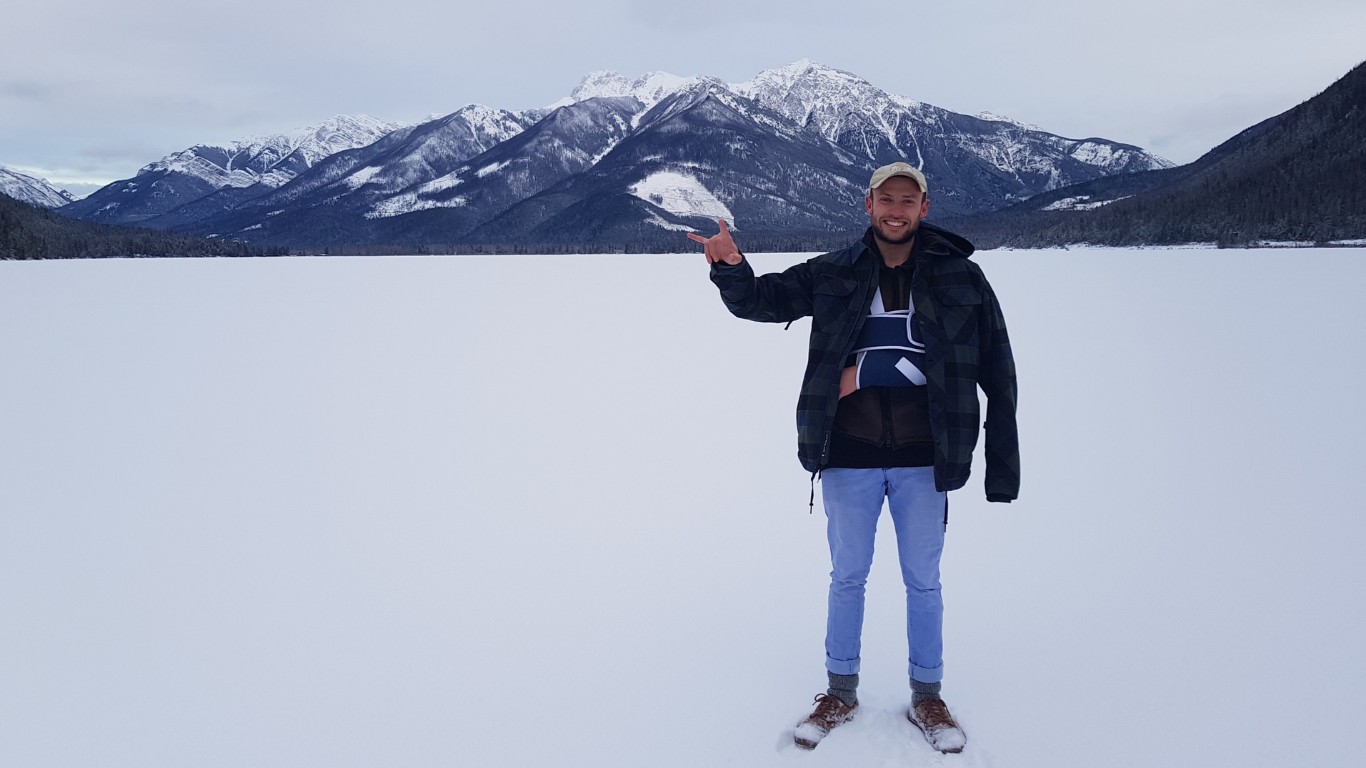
[60,115,405,225]
[0,165,76,208]
[731,60,1170,212]
[154,104,549,245]
[63,61,1172,250]
[462,81,872,247]
[943,59,1366,248]
[143,105,539,237]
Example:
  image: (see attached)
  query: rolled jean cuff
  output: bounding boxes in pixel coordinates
[826,655,860,676]
[910,662,943,684]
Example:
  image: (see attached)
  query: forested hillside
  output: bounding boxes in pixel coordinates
[1,194,276,259]
[949,60,1366,248]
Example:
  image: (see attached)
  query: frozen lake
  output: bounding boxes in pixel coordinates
[3,247,1365,767]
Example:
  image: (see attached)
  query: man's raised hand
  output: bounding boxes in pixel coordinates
[686,219,743,265]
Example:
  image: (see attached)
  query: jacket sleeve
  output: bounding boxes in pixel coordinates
[978,278,1020,502]
[709,256,815,324]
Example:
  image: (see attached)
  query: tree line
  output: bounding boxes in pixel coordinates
[1,194,285,259]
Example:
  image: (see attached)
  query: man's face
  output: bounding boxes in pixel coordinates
[865,176,930,246]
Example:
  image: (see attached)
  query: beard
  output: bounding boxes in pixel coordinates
[872,218,919,246]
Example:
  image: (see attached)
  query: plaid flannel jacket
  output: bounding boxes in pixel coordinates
[710,224,1019,502]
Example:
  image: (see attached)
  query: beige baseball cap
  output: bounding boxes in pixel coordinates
[869,161,928,194]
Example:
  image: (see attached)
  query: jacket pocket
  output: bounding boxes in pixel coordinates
[814,273,858,296]
[811,272,860,338]
[933,285,982,344]
[935,285,981,306]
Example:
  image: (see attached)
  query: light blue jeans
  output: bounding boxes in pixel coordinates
[821,466,947,684]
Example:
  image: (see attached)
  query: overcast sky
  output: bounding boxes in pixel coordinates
[4,0,1363,197]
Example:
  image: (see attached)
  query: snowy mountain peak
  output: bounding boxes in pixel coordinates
[977,112,1043,131]
[433,104,530,142]
[61,114,407,224]
[569,69,717,112]
[141,114,403,186]
[290,114,401,155]
[767,57,825,74]
[736,59,869,94]
[732,60,923,142]
[448,104,508,122]
[571,70,634,100]
[0,164,76,208]
[58,59,1175,239]
[327,104,530,199]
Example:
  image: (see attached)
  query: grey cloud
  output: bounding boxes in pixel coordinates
[1,80,57,103]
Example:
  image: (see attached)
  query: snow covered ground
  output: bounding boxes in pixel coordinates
[3,247,1365,768]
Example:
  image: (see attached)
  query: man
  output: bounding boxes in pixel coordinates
[689,162,1019,754]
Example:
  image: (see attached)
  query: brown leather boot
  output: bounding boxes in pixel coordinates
[908,697,966,753]
[793,693,857,750]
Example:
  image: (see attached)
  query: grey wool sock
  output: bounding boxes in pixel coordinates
[827,672,859,707]
[911,678,942,705]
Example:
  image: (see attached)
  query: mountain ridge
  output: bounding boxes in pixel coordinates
[60,115,405,225]
[55,60,1171,251]
[947,59,1366,247]
[0,165,76,209]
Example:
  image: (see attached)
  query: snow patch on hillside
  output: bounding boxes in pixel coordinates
[365,193,468,219]
[1068,141,1125,166]
[344,166,384,189]
[476,160,511,178]
[643,211,695,232]
[1042,195,1131,211]
[630,171,734,225]
[418,173,465,195]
